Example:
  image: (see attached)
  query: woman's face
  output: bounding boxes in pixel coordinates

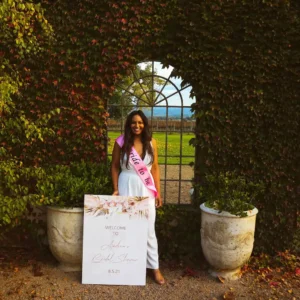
[130,114,144,136]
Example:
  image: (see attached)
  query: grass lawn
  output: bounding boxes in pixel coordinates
[107,131,195,165]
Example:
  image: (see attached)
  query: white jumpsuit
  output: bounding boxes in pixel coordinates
[118,151,159,269]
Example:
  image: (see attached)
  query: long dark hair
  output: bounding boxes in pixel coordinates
[121,110,154,168]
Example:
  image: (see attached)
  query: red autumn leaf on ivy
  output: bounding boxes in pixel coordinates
[265,274,274,281]
[91,39,98,45]
[295,268,300,276]
[269,281,280,288]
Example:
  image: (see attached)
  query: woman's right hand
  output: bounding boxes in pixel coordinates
[112,190,119,196]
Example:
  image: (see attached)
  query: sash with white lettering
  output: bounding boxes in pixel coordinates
[116,135,158,197]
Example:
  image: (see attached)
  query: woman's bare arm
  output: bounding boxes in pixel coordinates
[111,142,121,195]
[150,138,162,208]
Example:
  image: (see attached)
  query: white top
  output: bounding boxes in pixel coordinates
[118,152,154,197]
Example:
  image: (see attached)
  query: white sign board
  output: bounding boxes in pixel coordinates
[82,195,149,285]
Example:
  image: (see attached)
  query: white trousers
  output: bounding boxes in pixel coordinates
[146,198,159,269]
[118,171,159,269]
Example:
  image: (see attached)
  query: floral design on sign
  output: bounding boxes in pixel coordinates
[84,195,149,219]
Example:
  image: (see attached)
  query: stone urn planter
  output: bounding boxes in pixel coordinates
[47,206,84,272]
[200,203,258,280]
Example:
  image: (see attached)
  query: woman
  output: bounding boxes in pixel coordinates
[111,110,165,285]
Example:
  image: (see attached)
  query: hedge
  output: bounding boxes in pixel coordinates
[1,0,299,254]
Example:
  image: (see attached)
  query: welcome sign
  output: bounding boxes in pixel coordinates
[82,195,149,285]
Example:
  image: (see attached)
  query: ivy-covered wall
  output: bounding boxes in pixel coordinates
[1,0,299,254]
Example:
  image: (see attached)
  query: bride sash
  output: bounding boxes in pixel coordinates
[116,135,158,197]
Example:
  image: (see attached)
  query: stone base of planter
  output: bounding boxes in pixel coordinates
[208,267,242,281]
[58,262,82,272]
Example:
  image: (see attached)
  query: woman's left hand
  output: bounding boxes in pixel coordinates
[155,196,163,208]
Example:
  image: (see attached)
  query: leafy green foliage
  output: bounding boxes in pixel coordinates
[0,160,112,230]
[0,0,53,56]
[194,173,264,217]
[0,0,57,233]
[37,161,113,208]
[156,205,200,261]
[170,0,299,253]
[0,0,54,156]
[0,160,46,228]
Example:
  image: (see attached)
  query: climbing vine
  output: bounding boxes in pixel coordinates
[1,0,299,253]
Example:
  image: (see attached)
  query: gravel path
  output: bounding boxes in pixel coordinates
[0,248,299,300]
[159,165,193,205]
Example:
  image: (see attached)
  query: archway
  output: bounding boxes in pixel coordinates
[107,61,195,204]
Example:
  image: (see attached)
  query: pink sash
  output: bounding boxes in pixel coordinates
[116,135,158,197]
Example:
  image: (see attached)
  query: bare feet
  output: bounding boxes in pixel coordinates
[152,269,165,285]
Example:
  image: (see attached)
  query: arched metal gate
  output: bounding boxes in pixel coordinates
[107,61,195,205]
